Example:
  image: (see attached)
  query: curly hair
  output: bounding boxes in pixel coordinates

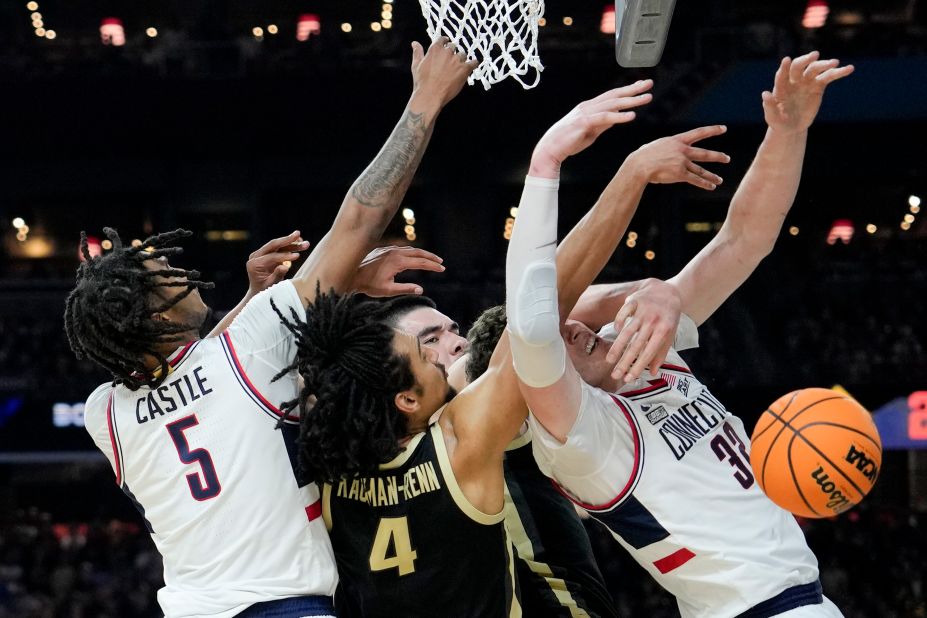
[63,227,214,391]
[465,304,507,383]
[272,289,417,484]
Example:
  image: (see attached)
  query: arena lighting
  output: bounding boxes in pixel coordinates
[100,18,126,46]
[402,208,415,219]
[600,5,616,34]
[910,195,922,209]
[866,224,877,234]
[627,231,638,241]
[26,1,38,10]
[789,226,800,236]
[267,24,279,35]
[12,217,24,228]
[503,217,515,240]
[826,218,854,245]
[252,26,264,38]
[341,22,352,33]
[44,29,55,39]
[904,213,915,224]
[626,238,636,248]
[802,0,829,29]
[382,19,393,29]
[297,14,321,41]
[563,16,574,26]
[900,221,911,231]
[101,239,113,250]
[371,21,382,32]
[644,250,655,260]
[146,27,158,38]
[538,17,547,27]
[509,207,518,217]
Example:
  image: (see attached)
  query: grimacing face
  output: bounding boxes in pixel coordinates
[561,319,616,390]
[395,306,468,369]
[143,256,210,333]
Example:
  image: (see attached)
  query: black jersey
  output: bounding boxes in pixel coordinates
[503,431,619,618]
[323,423,520,618]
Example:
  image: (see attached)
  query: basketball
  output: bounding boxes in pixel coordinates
[750,388,882,519]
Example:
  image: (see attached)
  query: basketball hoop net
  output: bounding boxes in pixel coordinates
[418,0,545,90]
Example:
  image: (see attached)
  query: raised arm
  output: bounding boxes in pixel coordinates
[291,39,474,307]
[669,51,853,325]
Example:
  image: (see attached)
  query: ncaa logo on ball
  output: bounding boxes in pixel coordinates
[845,444,878,482]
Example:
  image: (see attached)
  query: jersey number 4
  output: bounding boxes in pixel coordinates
[710,421,754,489]
[369,517,417,576]
[167,414,222,501]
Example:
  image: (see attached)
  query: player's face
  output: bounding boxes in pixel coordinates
[391,331,456,425]
[143,256,209,333]
[395,307,468,369]
[561,320,615,390]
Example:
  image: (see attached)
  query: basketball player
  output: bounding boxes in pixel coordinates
[281,80,733,617]
[65,39,475,618]
[376,121,730,617]
[506,52,853,618]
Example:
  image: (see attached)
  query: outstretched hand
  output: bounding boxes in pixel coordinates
[763,51,854,134]
[625,125,731,191]
[353,245,445,297]
[606,279,683,383]
[246,231,311,294]
[411,37,478,108]
[530,80,654,178]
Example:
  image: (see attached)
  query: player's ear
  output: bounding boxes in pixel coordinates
[394,389,421,416]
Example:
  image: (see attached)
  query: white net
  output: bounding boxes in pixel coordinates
[418,0,545,90]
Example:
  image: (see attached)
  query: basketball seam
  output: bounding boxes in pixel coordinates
[786,431,821,517]
[799,421,883,456]
[753,391,798,442]
[759,393,835,494]
[758,395,848,513]
[785,420,869,503]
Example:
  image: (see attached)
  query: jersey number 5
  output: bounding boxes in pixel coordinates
[167,414,222,501]
[710,421,755,489]
[369,517,417,576]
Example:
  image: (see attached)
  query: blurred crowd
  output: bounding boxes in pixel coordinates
[1,503,923,617]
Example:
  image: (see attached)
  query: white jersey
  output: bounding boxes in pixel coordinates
[529,316,821,618]
[84,281,337,618]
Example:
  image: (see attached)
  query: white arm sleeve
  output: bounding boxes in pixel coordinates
[505,175,566,388]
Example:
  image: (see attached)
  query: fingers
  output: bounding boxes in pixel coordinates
[789,50,819,82]
[394,247,444,263]
[626,327,670,382]
[587,92,653,115]
[251,230,302,258]
[684,145,730,164]
[429,36,450,50]
[606,300,638,365]
[613,321,654,382]
[677,124,727,145]
[589,79,654,105]
[589,111,637,128]
[257,251,302,265]
[411,41,425,70]
[685,161,722,186]
[396,256,446,274]
[685,170,717,190]
[383,282,425,296]
[269,262,291,284]
[816,64,854,85]
[803,57,838,80]
[773,56,791,94]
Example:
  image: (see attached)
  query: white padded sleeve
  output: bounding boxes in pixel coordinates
[505,175,566,388]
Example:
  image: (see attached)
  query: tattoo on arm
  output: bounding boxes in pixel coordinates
[351,110,432,209]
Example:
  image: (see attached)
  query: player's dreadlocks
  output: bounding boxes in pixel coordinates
[465,304,507,383]
[272,289,417,484]
[64,227,214,391]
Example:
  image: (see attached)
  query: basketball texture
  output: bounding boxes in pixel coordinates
[750,388,882,518]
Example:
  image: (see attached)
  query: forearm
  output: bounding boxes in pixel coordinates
[293,92,442,295]
[726,127,807,255]
[556,160,648,320]
[568,280,646,329]
[670,128,808,325]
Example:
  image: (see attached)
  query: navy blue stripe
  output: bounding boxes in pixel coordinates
[236,594,334,617]
[588,495,670,549]
[121,482,154,534]
[735,580,823,618]
[627,386,671,401]
[220,337,282,423]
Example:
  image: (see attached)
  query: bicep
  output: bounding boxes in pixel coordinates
[519,361,583,444]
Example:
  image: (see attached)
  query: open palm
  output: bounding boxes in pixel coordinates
[763,51,854,134]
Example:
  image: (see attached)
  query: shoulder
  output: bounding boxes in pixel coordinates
[84,382,114,433]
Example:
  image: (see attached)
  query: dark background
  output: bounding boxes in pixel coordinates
[0,1,925,616]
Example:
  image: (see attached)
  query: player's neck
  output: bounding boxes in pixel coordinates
[144,334,200,370]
